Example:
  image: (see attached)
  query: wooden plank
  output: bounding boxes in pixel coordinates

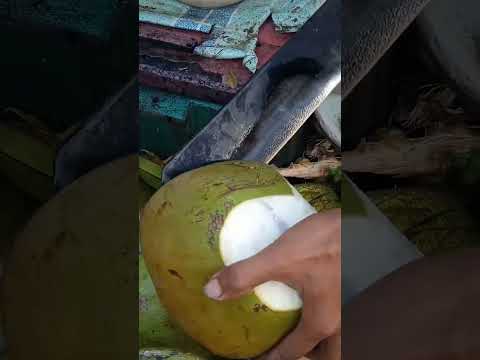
[139,44,251,103]
[138,20,290,101]
[139,87,221,157]
[138,19,292,101]
[0,153,54,202]
[139,23,208,49]
[0,109,79,177]
[256,42,283,68]
[139,18,292,49]
[140,86,221,120]
[0,121,56,177]
[139,38,284,102]
[258,20,292,47]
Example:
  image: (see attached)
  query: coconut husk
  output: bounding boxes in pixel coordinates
[277,135,341,181]
[346,79,480,178]
[389,83,466,134]
[304,139,338,160]
[278,159,341,180]
[343,124,480,177]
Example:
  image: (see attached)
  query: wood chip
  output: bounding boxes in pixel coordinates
[225,70,238,89]
[343,125,480,177]
[278,159,341,179]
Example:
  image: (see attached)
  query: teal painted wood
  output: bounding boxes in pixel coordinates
[140,86,221,121]
[140,86,222,158]
[139,86,308,165]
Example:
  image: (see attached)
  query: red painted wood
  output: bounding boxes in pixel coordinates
[140,63,235,104]
[139,45,248,103]
[138,20,288,102]
[139,18,291,49]
[256,43,282,69]
[258,20,292,47]
[139,23,208,49]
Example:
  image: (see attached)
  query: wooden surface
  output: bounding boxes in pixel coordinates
[3,156,138,360]
[139,19,293,103]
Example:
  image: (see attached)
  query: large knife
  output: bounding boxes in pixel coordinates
[160,0,422,304]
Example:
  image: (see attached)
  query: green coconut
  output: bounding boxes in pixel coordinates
[139,178,208,354]
[369,188,480,255]
[139,254,212,357]
[3,157,138,360]
[294,183,340,212]
[141,161,320,359]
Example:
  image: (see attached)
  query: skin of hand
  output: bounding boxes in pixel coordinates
[203,208,341,360]
[342,248,480,360]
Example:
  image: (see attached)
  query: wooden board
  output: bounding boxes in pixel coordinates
[139,19,293,102]
[0,109,77,180]
[139,19,291,49]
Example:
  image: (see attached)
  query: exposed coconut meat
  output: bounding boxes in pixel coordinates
[219,190,316,312]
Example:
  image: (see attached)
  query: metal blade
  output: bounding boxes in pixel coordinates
[342,176,423,304]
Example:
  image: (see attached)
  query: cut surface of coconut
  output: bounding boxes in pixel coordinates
[219,192,316,311]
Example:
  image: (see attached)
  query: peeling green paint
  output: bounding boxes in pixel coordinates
[140,87,221,158]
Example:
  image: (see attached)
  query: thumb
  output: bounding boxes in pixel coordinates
[204,250,279,301]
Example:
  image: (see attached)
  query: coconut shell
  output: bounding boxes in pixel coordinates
[139,176,212,356]
[141,161,303,359]
[294,183,340,212]
[138,175,340,357]
[139,254,211,357]
[369,188,480,255]
[3,157,138,360]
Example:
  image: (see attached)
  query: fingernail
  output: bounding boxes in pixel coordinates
[204,278,223,300]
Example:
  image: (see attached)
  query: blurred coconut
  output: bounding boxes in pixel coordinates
[369,188,480,255]
[294,183,340,212]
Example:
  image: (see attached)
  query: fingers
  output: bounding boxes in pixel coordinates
[260,271,340,360]
[204,248,280,300]
[203,210,341,301]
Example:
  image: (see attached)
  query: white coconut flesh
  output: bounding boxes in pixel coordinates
[219,188,316,312]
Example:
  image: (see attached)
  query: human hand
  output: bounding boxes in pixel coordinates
[203,209,341,360]
[342,248,480,360]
